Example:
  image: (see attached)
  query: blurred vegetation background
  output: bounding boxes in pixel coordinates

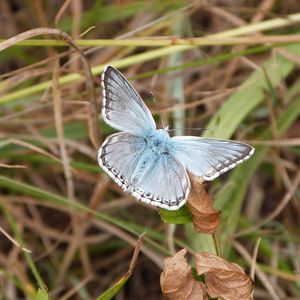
[0,0,300,299]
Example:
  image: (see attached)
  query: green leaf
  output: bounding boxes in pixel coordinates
[160,205,192,224]
[96,273,130,300]
[35,289,48,300]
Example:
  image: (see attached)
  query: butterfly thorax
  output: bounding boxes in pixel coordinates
[146,129,171,155]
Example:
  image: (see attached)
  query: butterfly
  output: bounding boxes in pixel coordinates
[98,66,254,211]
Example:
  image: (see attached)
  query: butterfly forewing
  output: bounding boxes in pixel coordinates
[98,132,190,210]
[171,136,254,181]
[101,66,156,135]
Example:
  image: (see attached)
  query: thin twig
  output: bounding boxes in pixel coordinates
[128,232,146,274]
[250,237,262,280]
[54,0,73,27]
[0,226,31,253]
[52,54,75,202]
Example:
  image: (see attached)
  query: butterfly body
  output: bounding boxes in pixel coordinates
[98,66,254,210]
[146,129,172,154]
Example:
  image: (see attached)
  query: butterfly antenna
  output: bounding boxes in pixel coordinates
[167,127,209,133]
[149,91,166,128]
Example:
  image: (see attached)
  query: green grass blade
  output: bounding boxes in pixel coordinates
[96,273,131,300]
[35,289,48,300]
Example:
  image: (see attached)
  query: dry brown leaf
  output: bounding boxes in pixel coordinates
[196,252,253,300]
[187,176,220,234]
[160,249,207,300]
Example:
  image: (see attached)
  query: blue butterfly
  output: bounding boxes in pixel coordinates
[98,66,254,210]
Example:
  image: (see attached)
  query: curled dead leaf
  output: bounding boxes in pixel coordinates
[187,175,220,234]
[196,252,253,300]
[160,249,207,300]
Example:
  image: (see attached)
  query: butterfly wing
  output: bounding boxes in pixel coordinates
[135,154,190,210]
[101,66,156,135]
[171,136,254,181]
[98,132,190,210]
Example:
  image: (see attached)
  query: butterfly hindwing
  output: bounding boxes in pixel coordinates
[101,66,156,135]
[171,136,254,181]
[135,154,190,210]
[98,132,190,210]
[98,132,145,188]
